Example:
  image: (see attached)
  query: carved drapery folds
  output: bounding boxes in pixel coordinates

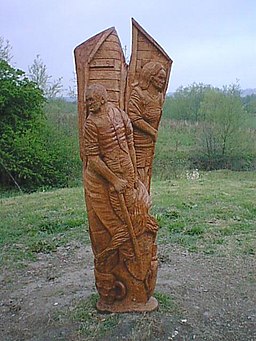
[74,18,172,312]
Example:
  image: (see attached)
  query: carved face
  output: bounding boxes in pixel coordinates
[151,69,166,91]
[86,91,103,114]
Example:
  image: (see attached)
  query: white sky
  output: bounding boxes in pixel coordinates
[1,0,255,93]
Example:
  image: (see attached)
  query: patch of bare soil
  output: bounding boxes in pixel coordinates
[0,242,255,341]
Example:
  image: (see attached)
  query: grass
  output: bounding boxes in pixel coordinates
[153,119,198,180]
[152,170,256,255]
[0,170,255,269]
[1,170,255,340]
[70,294,121,339]
[0,186,88,267]
[65,291,178,340]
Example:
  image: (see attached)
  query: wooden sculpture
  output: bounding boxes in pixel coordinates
[127,19,172,192]
[74,18,172,313]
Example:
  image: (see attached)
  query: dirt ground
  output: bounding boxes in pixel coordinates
[1,242,255,341]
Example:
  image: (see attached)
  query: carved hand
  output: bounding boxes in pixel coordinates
[151,129,158,142]
[112,177,128,193]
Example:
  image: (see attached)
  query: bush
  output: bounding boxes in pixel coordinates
[162,83,256,172]
[0,60,81,191]
[164,83,212,121]
[190,153,256,171]
[0,60,44,188]
[43,98,81,188]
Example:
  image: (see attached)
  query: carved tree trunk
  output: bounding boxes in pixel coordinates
[74,18,172,313]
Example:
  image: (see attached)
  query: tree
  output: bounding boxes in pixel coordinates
[242,94,256,116]
[67,72,77,101]
[196,84,253,169]
[164,83,212,121]
[0,59,79,190]
[28,55,63,98]
[0,36,13,62]
[0,59,46,187]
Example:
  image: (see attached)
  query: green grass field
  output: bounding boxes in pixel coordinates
[152,170,256,255]
[1,170,255,269]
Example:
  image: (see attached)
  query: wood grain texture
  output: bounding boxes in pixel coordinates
[74,19,172,313]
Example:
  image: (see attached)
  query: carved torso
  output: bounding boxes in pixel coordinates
[84,105,135,186]
[128,85,164,148]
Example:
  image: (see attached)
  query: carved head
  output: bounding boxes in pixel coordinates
[86,84,108,114]
[139,62,166,91]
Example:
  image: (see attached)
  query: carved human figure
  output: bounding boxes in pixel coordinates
[83,84,158,312]
[128,62,167,192]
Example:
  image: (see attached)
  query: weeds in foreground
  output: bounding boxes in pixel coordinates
[67,292,179,341]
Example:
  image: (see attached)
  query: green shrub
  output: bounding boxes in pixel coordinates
[163,83,256,173]
[0,60,81,191]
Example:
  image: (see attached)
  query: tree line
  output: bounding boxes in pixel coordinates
[1,37,255,191]
[0,37,80,191]
[163,83,256,170]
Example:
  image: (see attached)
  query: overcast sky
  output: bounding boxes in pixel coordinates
[1,0,255,93]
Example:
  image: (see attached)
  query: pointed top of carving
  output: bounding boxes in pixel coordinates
[74,27,117,64]
[131,18,172,63]
[75,26,115,49]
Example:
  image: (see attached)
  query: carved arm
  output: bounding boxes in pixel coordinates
[133,119,158,142]
[88,155,127,192]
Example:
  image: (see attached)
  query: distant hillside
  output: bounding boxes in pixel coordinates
[167,88,256,97]
[241,88,256,97]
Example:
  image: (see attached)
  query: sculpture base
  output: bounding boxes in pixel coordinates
[96,296,158,313]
